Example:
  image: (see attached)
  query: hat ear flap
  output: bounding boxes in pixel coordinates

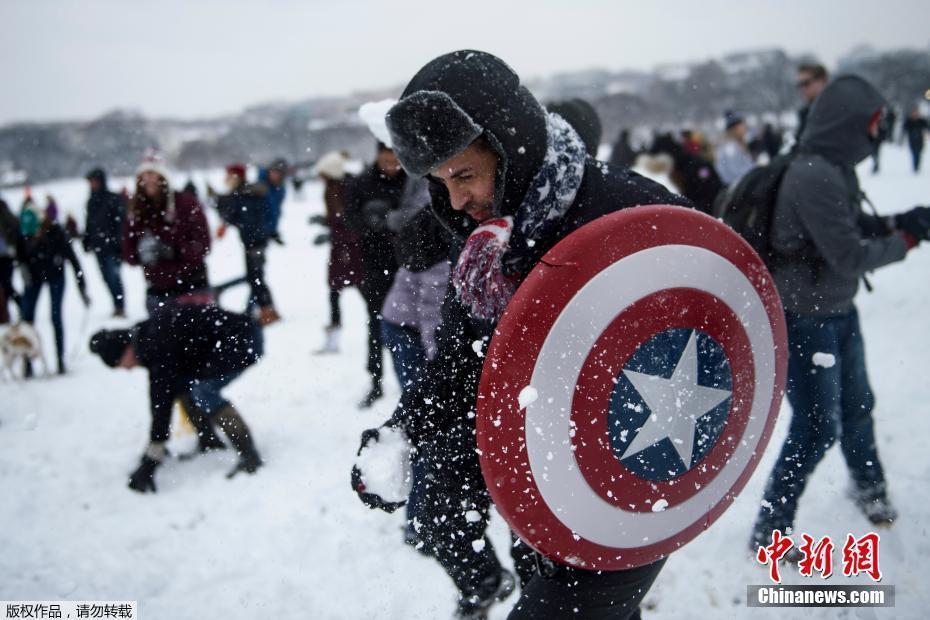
[386,90,484,177]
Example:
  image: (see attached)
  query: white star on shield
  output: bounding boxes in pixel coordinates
[619,330,731,469]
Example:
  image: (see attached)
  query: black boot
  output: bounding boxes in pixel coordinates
[177,395,227,460]
[214,404,263,478]
[358,379,383,409]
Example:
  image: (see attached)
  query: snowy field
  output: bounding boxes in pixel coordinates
[1,144,928,619]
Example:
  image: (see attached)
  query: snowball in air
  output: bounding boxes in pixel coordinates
[812,352,836,368]
[518,386,539,409]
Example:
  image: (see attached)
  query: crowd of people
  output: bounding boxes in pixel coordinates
[1,52,929,619]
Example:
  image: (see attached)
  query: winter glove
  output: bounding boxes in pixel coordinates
[361,200,391,233]
[128,455,161,493]
[312,232,330,246]
[308,214,328,226]
[895,206,930,242]
[452,216,519,322]
[137,234,175,266]
[351,426,414,513]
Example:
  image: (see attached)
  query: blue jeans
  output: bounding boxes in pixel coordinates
[381,320,427,392]
[21,274,65,364]
[755,308,887,536]
[381,320,430,538]
[95,252,125,312]
[188,322,263,416]
[190,372,240,416]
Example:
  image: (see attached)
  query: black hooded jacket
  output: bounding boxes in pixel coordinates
[385,51,691,448]
[771,75,908,316]
[344,162,407,288]
[134,304,262,443]
[215,182,269,249]
[85,172,125,255]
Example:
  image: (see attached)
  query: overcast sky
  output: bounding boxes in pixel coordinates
[1,0,927,125]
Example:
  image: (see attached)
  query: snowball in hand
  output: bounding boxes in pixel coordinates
[358,99,398,148]
[354,427,413,504]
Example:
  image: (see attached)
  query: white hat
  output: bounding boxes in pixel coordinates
[358,99,397,148]
[312,151,348,180]
[135,147,171,181]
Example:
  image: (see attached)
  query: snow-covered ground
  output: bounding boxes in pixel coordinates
[1,145,928,619]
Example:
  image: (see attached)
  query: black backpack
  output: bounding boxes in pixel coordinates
[712,153,797,267]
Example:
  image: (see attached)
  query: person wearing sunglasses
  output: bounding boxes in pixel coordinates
[795,63,829,146]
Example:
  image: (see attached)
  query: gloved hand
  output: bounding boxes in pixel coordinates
[137,234,175,266]
[895,206,930,242]
[312,232,330,246]
[269,232,285,246]
[361,200,391,233]
[128,455,161,493]
[350,426,413,513]
[452,216,519,322]
[308,214,328,226]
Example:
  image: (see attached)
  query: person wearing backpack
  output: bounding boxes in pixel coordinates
[749,75,930,549]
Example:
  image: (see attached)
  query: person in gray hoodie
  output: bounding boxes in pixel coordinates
[751,75,930,548]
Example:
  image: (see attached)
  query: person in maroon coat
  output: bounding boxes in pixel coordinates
[312,151,363,353]
[122,151,212,313]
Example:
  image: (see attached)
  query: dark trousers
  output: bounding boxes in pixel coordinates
[0,256,18,323]
[755,308,886,536]
[508,559,666,620]
[245,245,273,310]
[909,143,923,172]
[360,270,393,384]
[417,426,505,599]
[21,274,65,365]
[329,290,341,326]
[95,251,125,312]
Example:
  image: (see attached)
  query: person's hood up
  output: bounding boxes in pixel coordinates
[386,50,547,233]
[85,168,108,189]
[799,75,887,167]
[546,98,602,154]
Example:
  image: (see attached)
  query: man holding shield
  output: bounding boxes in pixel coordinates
[354,50,692,619]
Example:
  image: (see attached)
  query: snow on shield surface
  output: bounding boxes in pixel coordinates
[476,205,788,571]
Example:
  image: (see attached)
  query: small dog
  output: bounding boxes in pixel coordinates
[1,322,47,380]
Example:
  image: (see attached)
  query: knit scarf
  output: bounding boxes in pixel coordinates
[452,112,586,321]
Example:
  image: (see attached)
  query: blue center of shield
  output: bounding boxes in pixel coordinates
[607,328,732,481]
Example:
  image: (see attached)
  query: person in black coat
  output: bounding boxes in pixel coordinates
[360,50,692,619]
[89,304,264,493]
[18,202,89,375]
[84,168,126,316]
[902,106,929,173]
[609,128,638,169]
[344,142,408,407]
[213,163,280,324]
[0,197,19,323]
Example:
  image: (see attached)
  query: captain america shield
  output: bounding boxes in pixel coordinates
[476,204,787,571]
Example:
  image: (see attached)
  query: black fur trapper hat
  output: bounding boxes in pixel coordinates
[386,50,548,223]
